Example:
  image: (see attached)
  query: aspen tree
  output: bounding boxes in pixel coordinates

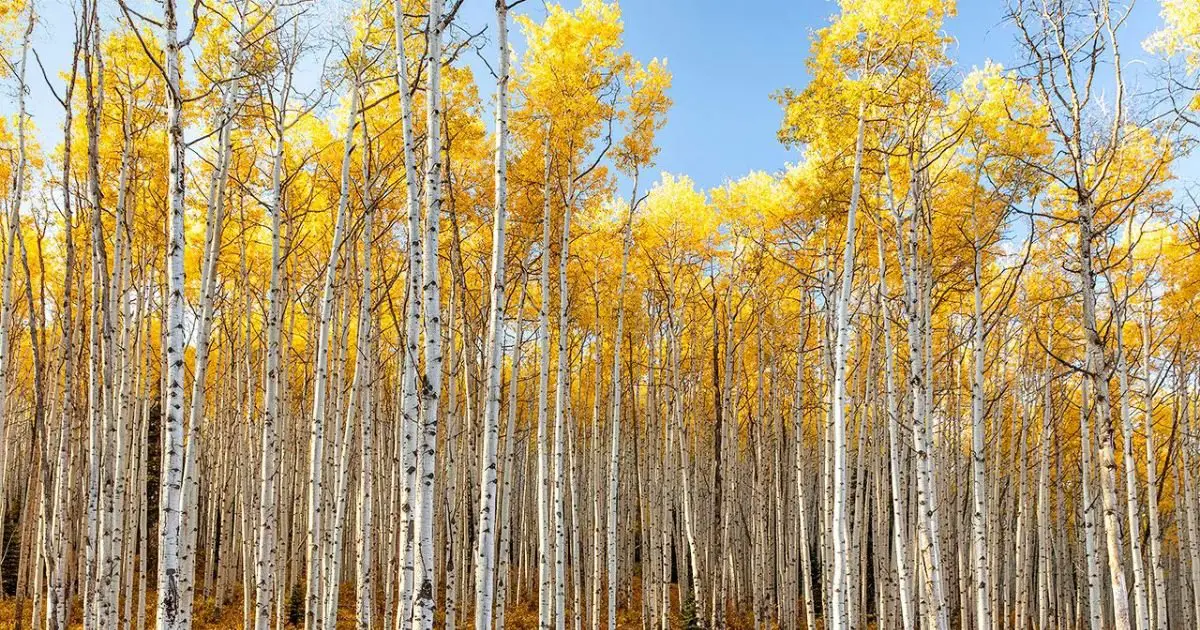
[412,1,447,627]
[155,0,191,620]
[1010,4,1182,627]
[9,6,64,630]
[354,102,377,630]
[8,1,1200,628]
[1142,303,1169,630]
[255,34,298,629]
[474,2,513,625]
[304,80,358,630]
[392,0,424,624]
[827,107,866,630]
[552,173,572,630]
[48,12,82,630]
[178,43,242,622]
[1115,275,1151,630]
[536,132,554,630]
[607,196,633,630]
[877,220,913,630]
[80,3,103,624]
[496,278,528,630]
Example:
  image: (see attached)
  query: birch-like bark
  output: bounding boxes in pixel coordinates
[354,110,378,630]
[1036,367,1055,630]
[1116,294,1150,630]
[17,217,64,630]
[1142,305,1168,630]
[323,301,358,630]
[1014,376,1034,630]
[392,1,424,625]
[81,9,106,624]
[877,222,913,630]
[156,0,189,620]
[897,160,950,630]
[970,208,992,630]
[10,8,64,630]
[672,319,703,620]
[474,2,511,624]
[827,104,866,630]
[1081,372,1103,630]
[254,63,294,630]
[553,177,575,630]
[1184,384,1200,630]
[304,83,358,630]
[412,2,446,626]
[537,133,554,630]
[496,279,527,630]
[100,123,133,630]
[49,17,80,630]
[607,190,635,630]
[1078,200,1132,630]
[179,68,240,623]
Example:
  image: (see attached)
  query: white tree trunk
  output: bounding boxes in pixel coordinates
[897,162,950,630]
[157,0,189,621]
[179,74,239,624]
[1116,299,1150,630]
[607,195,635,630]
[474,2,511,624]
[1078,203,1132,630]
[496,279,527,630]
[304,83,358,630]
[355,113,378,630]
[412,2,445,626]
[254,65,294,630]
[970,223,992,630]
[877,223,913,630]
[552,177,575,630]
[392,2,424,626]
[537,135,554,630]
[1081,374,1104,630]
[828,105,866,630]
[1141,305,1168,630]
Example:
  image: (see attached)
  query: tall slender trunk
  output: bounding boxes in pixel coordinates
[10,8,64,630]
[1081,371,1103,630]
[355,111,378,630]
[179,76,239,624]
[537,133,554,630]
[899,161,950,630]
[1078,199,1131,630]
[157,0,189,620]
[1141,305,1168,630]
[79,6,106,625]
[255,66,294,630]
[828,104,866,630]
[552,176,575,630]
[392,2,424,625]
[970,208,992,630]
[607,177,637,630]
[49,18,80,629]
[474,3,511,624]
[496,280,527,630]
[412,3,446,626]
[303,83,358,630]
[877,223,913,630]
[1116,295,1149,630]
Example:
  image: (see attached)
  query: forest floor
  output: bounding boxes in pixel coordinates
[0,580,767,628]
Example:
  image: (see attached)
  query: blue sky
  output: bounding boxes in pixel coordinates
[19,0,1182,193]
[473,0,1176,192]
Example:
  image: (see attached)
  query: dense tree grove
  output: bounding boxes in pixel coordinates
[1,0,1200,628]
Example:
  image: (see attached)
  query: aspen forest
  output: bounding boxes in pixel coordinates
[4,0,1200,627]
